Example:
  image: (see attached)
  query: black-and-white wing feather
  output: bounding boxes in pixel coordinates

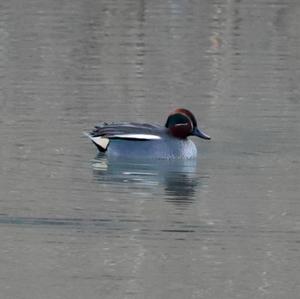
[85,122,164,152]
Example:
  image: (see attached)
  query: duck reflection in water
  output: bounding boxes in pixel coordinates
[92,154,202,206]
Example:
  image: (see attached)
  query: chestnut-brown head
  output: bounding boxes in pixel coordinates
[165,108,211,140]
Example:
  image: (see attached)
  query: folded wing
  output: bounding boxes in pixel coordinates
[85,122,163,152]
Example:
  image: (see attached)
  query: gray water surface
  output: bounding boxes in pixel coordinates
[0,0,300,298]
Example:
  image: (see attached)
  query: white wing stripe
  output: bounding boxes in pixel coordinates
[113,134,161,140]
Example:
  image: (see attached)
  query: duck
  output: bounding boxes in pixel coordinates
[85,108,210,159]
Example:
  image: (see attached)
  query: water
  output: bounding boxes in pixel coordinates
[0,0,299,298]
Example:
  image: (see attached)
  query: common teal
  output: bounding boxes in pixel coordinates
[85,108,210,159]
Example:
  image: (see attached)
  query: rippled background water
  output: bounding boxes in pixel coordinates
[0,0,299,298]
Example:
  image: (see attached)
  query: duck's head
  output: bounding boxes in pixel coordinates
[165,108,211,140]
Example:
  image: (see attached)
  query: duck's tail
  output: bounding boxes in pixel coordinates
[83,132,109,152]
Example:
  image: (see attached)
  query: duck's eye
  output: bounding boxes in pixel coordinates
[165,113,191,128]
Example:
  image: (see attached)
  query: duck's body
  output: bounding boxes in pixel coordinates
[85,108,210,159]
